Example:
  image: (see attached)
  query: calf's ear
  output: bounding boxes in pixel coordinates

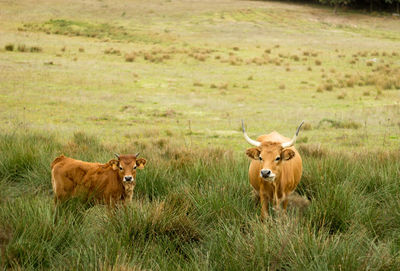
[281,149,295,161]
[246,148,261,160]
[136,158,147,169]
[107,159,119,170]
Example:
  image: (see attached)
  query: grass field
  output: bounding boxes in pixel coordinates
[0,0,400,269]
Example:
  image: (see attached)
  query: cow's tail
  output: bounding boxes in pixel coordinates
[51,155,66,169]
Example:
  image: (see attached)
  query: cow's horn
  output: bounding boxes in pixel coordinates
[135,152,140,158]
[241,120,261,147]
[281,121,305,148]
[114,153,120,159]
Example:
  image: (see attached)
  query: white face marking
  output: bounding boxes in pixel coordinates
[260,172,276,182]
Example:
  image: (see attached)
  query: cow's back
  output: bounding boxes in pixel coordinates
[51,156,101,202]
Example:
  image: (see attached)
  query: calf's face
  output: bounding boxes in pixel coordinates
[246,142,295,182]
[111,154,147,183]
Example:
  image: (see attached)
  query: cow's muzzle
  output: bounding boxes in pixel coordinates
[124,176,133,182]
[260,169,275,181]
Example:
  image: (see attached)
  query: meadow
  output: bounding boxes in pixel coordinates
[0,0,400,269]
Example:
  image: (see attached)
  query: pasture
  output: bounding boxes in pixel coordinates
[0,0,399,269]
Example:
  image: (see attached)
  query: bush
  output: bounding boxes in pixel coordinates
[4,44,14,51]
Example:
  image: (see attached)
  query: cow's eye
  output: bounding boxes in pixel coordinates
[275,156,281,161]
[258,156,262,161]
[133,165,137,169]
[119,166,123,170]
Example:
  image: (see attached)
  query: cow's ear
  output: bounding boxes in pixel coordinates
[136,158,147,169]
[107,159,119,170]
[281,149,295,161]
[246,148,261,160]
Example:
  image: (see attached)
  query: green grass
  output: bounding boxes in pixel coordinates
[22,19,171,44]
[0,131,399,270]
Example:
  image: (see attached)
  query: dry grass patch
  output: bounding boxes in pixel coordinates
[218,83,228,90]
[291,55,300,61]
[193,82,204,87]
[302,122,312,131]
[337,92,346,99]
[104,48,121,55]
[298,143,326,157]
[125,53,136,62]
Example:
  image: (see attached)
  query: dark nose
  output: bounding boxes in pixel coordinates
[261,169,271,178]
[124,176,133,182]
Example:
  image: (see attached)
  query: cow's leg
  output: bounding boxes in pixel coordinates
[105,194,119,208]
[282,192,290,211]
[272,182,281,211]
[259,184,271,220]
[122,182,135,206]
[282,198,289,211]
[260,194,269,220]
[123,192,133,205]
[252,189,260,202]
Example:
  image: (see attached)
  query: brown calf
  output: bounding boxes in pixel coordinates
[51,154,146,205]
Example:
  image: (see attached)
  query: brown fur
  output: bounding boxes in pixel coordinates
[51,154,146,206]
[246,132,302,220]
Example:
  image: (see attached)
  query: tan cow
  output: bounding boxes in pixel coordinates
[242,120,304,219]
[51,153,147,205]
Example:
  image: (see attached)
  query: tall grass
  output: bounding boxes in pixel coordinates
[0,131,399,270]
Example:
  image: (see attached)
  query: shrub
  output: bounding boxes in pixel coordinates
[30,46,42,53]
[17,44,27,52]
[4,44,14,51]
[318,118,360,129]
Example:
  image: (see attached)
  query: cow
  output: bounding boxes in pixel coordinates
[51,153,147,206]
[242,120,304,219]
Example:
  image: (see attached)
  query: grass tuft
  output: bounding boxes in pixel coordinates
[4,44,14,51]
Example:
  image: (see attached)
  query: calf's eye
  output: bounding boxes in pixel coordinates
[275,156,281,161]
[258,156,262,161]
[119,166,123,170]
